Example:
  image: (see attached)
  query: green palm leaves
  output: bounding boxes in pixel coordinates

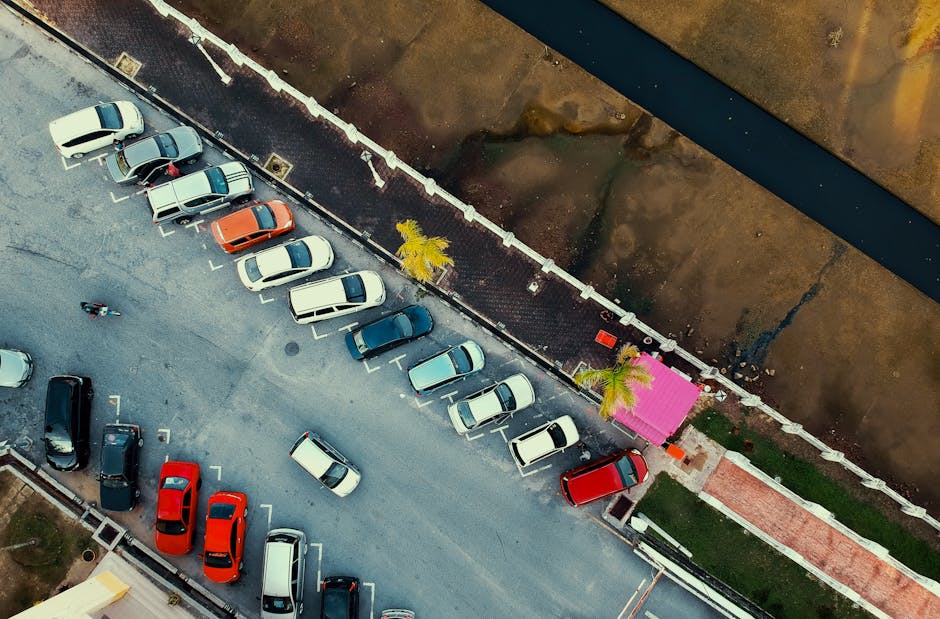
[574,344,654,420]
[396,219,454,283]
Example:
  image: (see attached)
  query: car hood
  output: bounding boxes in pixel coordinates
[332,467,362,497]
[100,480,136,511]
[0,349,31,386]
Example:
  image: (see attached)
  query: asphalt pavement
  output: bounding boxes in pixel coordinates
[0,7,721,618]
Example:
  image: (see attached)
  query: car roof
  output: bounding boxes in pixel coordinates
[290,435,335,477]
[48,104,102,142]
[215,203,264,240]
[513,415,577,463]
[409,348,457,389]
[263,539,293,596]
[251,235,329,276]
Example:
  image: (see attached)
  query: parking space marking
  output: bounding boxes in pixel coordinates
[259,503,272,529]
[337,321,358,333]
[209,465,222,481]
[643,611,660,619]
[60,157,83,170]
[108,395,121,418]
[617,578,647,619]
[413,396,434,409]
[164,454,169,463]
[362,360,381,374]
[439,390,459,403]
[109,191,131,203]
[388,354,406,371]
[310,542,322,591]
[363,582,376,618]
[499,358,524,369]
[258,293,275,305]
[184,220,204,231]
[517,462,552,478]
[310,325,330,340]
[466,431,486,442]
[157,428,171,444]
[158,225,175,238]
[208,259,225,271]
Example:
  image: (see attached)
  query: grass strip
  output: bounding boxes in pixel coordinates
[637,474,871,619]
[691,409,940,582]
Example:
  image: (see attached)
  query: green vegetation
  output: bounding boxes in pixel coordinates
[692,409,940,582]
[574,343,653,420]
[395,219,454,284]
[637,475,872,619]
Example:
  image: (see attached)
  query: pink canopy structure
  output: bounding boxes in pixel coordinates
[612,353,702,446]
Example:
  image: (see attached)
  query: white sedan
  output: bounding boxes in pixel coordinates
[448,373,535,434]
[0,349,33,388]
[49,100,144,159]
[509,415,579,467]
[235,235,334,291]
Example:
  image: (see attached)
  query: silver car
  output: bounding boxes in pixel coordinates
[105,125,202,185]
[448,373,535,434]
[261,528,307,619]
[147,161,253,225]
[0,349,33,388]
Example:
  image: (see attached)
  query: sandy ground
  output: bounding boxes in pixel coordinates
[168,0,940,516]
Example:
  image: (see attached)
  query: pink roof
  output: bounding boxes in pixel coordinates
[612,353,701,445]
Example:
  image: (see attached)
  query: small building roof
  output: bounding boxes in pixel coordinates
[612,353,701,446]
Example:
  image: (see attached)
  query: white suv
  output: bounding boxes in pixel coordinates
[261,528,307,619]
[288,431,362,497]
[147,161,253,225]
[509,415,579,467]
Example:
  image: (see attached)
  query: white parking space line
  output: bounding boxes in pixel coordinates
[466,431,486,442]
[643,611,660,619]
[517,462,552,478]
[259,503,272,529]
[109,191,131,203]
[158,225,175,238]
[157,428,171,445]
[184,220,204,231]
[108,395,121,418]
[439,390,459,403]
[258,293,275,304]
[208,259,226,271]
[60,157,82,170]
[617,578,647,619]
[388,354,406,371]
[164,454,169,463]
[310,325,330,340]
[362,360,381,374]
[493,427,509,443]
[209,465,222,481]
[309,542,323,591]
[413,396,434,409]
[337,321,358,333]
[499,358,524,369]
[363,582,376,618]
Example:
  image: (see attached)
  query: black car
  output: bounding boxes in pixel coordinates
[98,424,143,511]
[43,375,93,471]
[320,576,359,619]
[344,305,433,360]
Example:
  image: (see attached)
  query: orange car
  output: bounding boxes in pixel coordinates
[202,491,248,583]
[211,199,294,253]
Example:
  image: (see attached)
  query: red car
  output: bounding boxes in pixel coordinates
[559,449,649,507]
[211,199,294,254]
[203,491,248,583]
[155,461,201,555]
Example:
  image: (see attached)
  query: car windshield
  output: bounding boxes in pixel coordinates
[204,551,232,568]
[114,150,130,174]
[352,330,368,353]
[252,204,275,229]
[156,519,186,534]
[456,401,476,429]
[262,595,293,613]
[205,166,228,195]
[44,434,74,455]
[155,132,179,158]
[547,423,568,448]
[96,102,123,129]
[209,502,236,519]
[449,346,472,374]
[341,274,366,303]
[320,461,348,488]
[240,258,261,283]
[161,476,189,490]
[285,240,312,267]
[615,455,640,486]
[101,475,129,488]
[494,383,516,411]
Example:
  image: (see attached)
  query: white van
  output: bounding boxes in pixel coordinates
[288,270,385,324]
[261,528,307,619]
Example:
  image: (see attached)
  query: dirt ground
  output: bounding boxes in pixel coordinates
[0,471,98,617]
[168,0,940,516]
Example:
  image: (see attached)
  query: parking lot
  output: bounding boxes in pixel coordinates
[0,10,720,618]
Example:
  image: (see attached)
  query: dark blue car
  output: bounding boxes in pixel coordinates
[344,305,433,360]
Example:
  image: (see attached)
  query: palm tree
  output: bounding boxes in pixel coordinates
[395,219,454,283]
[574,344,654,420]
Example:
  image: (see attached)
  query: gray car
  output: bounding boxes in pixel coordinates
[105,125,202,185]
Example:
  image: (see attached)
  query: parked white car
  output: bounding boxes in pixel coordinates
[49,100,144,159]
[448,373,534,434]
[288,271,385,324]
[509,415,579,467]
[288,431,361,497]
[236,235,334,291]
[0,349,33,388]
[148,161,253,224]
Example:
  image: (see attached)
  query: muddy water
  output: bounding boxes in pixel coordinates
[171,0,940,513]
